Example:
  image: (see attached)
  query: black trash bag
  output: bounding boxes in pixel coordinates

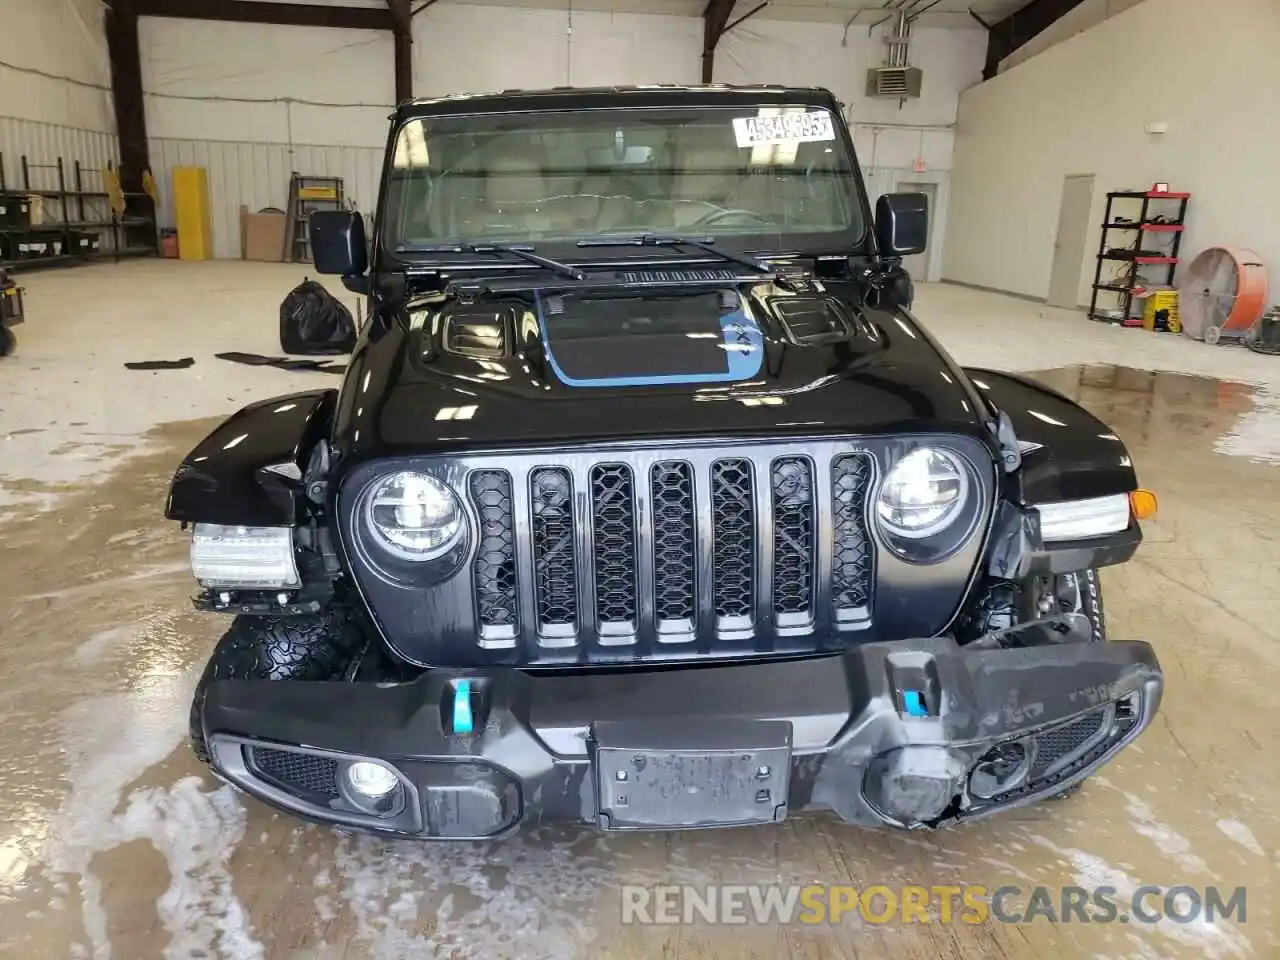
[279,278,356,355]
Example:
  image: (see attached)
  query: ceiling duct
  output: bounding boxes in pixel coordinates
[866,10,923,100]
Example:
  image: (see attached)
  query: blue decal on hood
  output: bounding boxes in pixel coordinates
[534,292,764,388]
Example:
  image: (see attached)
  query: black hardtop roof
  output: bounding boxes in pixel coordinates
[395,84,842,119]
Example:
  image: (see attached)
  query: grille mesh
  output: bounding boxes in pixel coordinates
[771,457,815,617]
[530,467,577,628]
[710,459,756,620]
[831,455,873,613]
[1031,709,1106,780]
[251,747,339,799]
[590,464,638,626]
[470,470,518,629]
[651,461,696,623]
[458,448,876,654]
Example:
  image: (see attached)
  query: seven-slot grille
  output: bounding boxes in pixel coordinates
[466,447,874,654]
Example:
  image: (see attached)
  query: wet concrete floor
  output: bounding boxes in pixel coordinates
[0,363,1277,960]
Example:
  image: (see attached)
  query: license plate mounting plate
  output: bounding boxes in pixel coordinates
[592,719,792,830]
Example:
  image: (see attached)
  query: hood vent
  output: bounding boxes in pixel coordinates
[442,306,512,358]
[772,297,858,345]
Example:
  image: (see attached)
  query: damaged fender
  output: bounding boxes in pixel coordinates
[964,367,1138,503]
[165,389,337,527]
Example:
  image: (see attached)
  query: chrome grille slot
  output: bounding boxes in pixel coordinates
[831,454,873,624]
[590,463,638,643]
[530,466,578,643]
[651,461,696,642]
[710,458,757,635]
[456,445,878,659]
[469,470,519,647]
[771,456,816,628]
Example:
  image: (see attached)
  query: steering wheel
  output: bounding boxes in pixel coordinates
[691,207,772,228]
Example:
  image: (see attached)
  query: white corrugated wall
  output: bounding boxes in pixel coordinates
[147,138,384,261]
[0,119,119,193]
[1,0,120,248]
[139,16,395,259]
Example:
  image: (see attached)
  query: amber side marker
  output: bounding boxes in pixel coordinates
[1130,490,1158,520]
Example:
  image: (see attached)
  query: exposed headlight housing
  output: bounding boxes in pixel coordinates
[364,471,465,561]
[1037,494,1131,541]
[190,524,299,589]
[876,447,969,539]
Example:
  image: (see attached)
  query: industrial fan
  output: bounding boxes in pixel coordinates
[1178,246,1269,344]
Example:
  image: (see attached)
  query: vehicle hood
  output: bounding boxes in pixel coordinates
[333,277,994,459]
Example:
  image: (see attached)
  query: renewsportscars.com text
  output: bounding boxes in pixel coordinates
[620,883,1247,926]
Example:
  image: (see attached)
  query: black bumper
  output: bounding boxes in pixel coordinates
[201,621,1163,839]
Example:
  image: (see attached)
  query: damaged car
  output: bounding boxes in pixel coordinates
[166,84,1163,840]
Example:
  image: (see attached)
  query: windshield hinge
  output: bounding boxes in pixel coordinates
[774,263,819,293]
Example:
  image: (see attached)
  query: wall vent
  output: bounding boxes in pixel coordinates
[865,66,923,99]
[866,11,922,100]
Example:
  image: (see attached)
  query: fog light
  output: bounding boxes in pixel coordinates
[969,742,1030,800]
[346,760,398,797]
[340,760,403,816]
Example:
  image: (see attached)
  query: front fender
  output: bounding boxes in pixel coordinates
[165,389,337,526]
[965,368,1137,502]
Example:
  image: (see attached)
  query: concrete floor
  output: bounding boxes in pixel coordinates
[1,260,1278,959]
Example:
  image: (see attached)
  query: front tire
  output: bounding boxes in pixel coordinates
[1034,567,1106,799]
[189,608,364,763]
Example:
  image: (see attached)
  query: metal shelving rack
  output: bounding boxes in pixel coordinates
[1088,189,1190,325]
[0,153,159,272]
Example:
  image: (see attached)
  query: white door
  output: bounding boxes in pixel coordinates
[895,181,937,282]
[1048,174,1095,308]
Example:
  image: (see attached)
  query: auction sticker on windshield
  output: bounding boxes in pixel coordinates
[733,110,835,148]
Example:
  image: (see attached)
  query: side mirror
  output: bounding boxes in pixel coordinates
[875,192,929,257]
[310,210,367,278]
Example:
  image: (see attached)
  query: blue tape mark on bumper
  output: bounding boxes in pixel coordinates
[534,292,764,387]
[903,690,929,718]
[452,679,474,734]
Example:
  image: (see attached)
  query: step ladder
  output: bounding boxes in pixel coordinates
[283,173,345,263]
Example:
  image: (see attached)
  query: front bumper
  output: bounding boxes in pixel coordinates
[201,619,1162,839]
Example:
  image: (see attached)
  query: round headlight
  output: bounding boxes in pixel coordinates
[876,447,969,539]
[365,471,464,561]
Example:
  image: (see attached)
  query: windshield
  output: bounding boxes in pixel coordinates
[380,104,867,257]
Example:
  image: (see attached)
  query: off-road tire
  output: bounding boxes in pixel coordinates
[1047,567,1106,800]
[1075,567,1107,644]
[189,606,365,763]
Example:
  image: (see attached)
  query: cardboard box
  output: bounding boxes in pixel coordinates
[240,205,287,262]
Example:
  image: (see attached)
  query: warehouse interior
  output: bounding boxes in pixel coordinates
[2,0,1278,957]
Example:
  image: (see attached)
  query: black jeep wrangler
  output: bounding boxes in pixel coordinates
[167,85,1162,840]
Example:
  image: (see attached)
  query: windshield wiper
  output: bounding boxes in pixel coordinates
[575,234,775,274]
[397,241,585,282]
